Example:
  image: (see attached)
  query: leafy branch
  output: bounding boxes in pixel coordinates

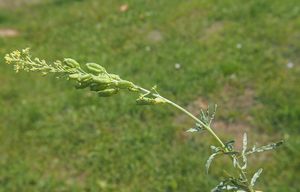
[5,49,283,192]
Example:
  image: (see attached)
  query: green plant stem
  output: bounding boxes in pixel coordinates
[137,86,253,191]
[137,86,225,148]
[164,97,226,147]
[233,155,251,191]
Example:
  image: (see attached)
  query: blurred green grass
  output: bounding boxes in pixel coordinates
[0,0,299,191]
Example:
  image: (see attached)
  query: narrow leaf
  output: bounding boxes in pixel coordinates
[211,184,239,192]
[186,127,204,133]
[211,181,225,192]
[211,180,246,192]
[232,157,237,168]
[224,140,235,151]
[250,168,263,187]
[241,133,247,169]
[210,146,222,153]
[206,152,220,174]
[246,140,283,155]
[208,104,217,126]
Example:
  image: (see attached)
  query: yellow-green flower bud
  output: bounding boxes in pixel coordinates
[80,74,92,81]
[98,89,119,97]
[93,76,111,84]
[90,84,109,91]
[128,87,139,92]
[69,74,92,81]
[69,74,81,79]
[114,80,135,89]
[136,97,166,105]
[109,74,121,80]
[86,63,106,74]
[136,97,156,105]
[64,58,80,68]
[153,98,166,104]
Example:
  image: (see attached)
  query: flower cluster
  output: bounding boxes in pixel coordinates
[5,48,282,192]
[5,48,139,97]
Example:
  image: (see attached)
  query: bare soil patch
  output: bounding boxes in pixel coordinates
[212,120,251,149]
[174,96,208,126]
[0,0,41,8]
[146,30,163,43]
[221,84,257,110]
[173,85,279,150]
[199,22,224,41]
[0,28,19,37]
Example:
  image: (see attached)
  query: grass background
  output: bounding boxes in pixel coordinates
[0,0,299,191]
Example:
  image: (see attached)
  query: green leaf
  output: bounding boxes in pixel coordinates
[250,168,263,187]
[246,140,284,155]
[211,179,247,192]
[241,133,247,170]
[224,140,235,151]
[186,127,205,133]
[205,152,220,174]
[210,145,222,153]
[198,104,217,128]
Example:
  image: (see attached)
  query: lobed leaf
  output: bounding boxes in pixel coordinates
[198,104,217,127]
[211,180,247,192]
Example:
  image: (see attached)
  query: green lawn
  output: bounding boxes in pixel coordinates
[0,0,299,191]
